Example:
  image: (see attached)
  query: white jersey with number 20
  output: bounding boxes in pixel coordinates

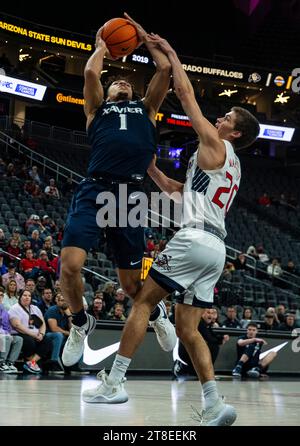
[181,139,241,238]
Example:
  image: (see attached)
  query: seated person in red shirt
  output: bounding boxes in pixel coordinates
[258,192,271,207]
[20,249,39,280]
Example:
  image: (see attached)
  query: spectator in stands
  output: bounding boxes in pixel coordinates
[112,288,132,317]
[29,230,44,253]
[164,300,175,324]
[211,307,221,327]
[257,245,269,263]
[44,178,60,199]
[1,263,25,291]
[3,279,18,310]
[258,192,271,207]
[173,309,229,378]
[87,297,107,320]
[0,290,23,373]
[20,240,32,258]
[146,236,155,257]
[17,164,29,181]
[28,165,41,185]
[24,279,39,305]
[36,288,54,315]
[42,236,55,261]
[108,303,127,321]
[24,180,42,198]
[82,274,93,297]
[25,137,38,150]
[20,249,39,280]
[93,290,104,301]
[27,216,47,237]
[36,250,56,287]
[54,280,61,295]
[11,228,22,245]
[0,255,8,275]
[0,158,6,176]
[56,224,65,247]
[266,307,280,326]
[222,261,235,281]
[246,245,259,260]
[240,307,253,328]
[52,255,60,280]
[0,229,7,250]
[267,258,283,280]
[6,238,21,261]
[285,260,298,275]
[61,177,75,196]
[278,313,297,331]
[44,293,72,372]
[260,311,278,330]
[275,304,286,323]
[233,253,247,271]
[102,282,116,312]
[24,179,36,196]
[222,306,241,328]
[8,289,52,374]
[32,183,43,198]
[42,217,57,237]
[5,163,16,177]
[35,276,47,299]
[232,323,277,378]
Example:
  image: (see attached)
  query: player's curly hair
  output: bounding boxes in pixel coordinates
[103,75,141,100]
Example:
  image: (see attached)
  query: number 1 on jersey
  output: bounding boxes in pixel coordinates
[119,113,127,130]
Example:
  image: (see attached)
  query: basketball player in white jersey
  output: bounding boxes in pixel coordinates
[82,35,260,426]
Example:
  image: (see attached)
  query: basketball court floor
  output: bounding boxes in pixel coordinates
[0,375,299,426]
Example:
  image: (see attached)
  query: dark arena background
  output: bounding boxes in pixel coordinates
[0,0,300,431]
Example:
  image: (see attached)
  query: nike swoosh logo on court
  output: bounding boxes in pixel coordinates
[259,341,288,360]
[130,260,142,266]
[129,194,140,200]
[83,339,120,365]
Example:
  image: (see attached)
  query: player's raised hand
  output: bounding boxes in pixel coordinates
[148,33,175,55]
[95,27,106,49]
[124,12,146,44]
[95,27,119,60]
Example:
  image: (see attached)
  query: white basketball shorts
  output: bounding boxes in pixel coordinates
[149,227,225,308]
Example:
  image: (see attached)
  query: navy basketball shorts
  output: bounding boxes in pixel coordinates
[62,179,145,269]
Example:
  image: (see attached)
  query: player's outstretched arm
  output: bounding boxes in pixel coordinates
[83,28,106,122]
[147,156,183,202]
[124,13,171,122]
[150,35,226,168]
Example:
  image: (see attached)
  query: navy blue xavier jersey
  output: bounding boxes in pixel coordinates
[87,100,157,179]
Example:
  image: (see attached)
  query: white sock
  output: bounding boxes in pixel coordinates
[202,380,219,410]
[108,354,131,384]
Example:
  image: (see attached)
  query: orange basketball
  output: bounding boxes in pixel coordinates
[101,18,139,58]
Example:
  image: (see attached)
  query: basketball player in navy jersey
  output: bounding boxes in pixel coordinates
[61,15,176,367]
[83,35,259,426]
